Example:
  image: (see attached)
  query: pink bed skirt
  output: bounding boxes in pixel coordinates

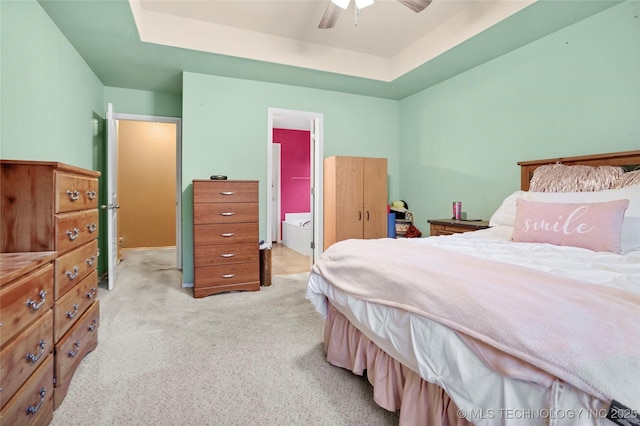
[324,303,474,426]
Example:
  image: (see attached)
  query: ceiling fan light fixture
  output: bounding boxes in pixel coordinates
[331,0,350,9]
[321,0,424,29]
[355,0,374,9]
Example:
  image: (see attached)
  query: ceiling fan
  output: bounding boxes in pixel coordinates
[318,0,433,29]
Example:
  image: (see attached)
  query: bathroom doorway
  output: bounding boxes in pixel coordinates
[266,108,323,267]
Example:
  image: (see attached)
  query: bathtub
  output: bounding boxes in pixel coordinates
[282,212,311,256]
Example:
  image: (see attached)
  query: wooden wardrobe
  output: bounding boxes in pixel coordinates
[323,156,388,250]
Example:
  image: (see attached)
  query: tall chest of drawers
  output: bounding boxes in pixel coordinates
[1,160,101,411]
[1,252,56,426]
[192,180,260,298]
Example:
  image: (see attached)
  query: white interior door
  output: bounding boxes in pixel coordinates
[272,143,282,243]
[104,103,119,290]
[308,119,315,264]
[311,116,323,264]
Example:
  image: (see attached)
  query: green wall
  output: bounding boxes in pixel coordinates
[104,86,182,117]
[1,0,104,168]
[399,0,640,232]
[1,0,108,274]
[181,72,401,283]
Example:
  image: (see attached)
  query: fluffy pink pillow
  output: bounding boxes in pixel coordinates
[512,198,630,253]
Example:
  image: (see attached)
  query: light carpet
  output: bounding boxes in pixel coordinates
[51,249,399,425]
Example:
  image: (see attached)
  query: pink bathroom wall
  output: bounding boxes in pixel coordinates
[273,128,310,223]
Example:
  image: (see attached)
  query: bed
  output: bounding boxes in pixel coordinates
[282,212,312,256]
[306,150,640,426]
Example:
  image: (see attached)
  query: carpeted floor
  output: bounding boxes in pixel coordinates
[50,249,399,425]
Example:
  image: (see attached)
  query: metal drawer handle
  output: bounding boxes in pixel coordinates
[66,190,80,201]
[88,319,98,332]
[26,388,47,415]
[220,212,234,216]
[87,223,97,233]
[66,266,80,280]
[220,253,235,258]
[66,228,80,241]
[26,290,47,311]
[67,304,80,319]
[26,340,47,363]
[220,191,234,195]
[86,190,97,200]
[221,274,236,279]
[87,287,97,299]
[220,233,235,237]
[68,341,81,358]
[86,255,97,267]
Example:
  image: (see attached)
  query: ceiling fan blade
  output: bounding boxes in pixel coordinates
[318,2,342,29]
[397,0,432,13]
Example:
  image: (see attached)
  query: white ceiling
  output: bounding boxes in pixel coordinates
[38,0,621,100]
[132,0,534,82]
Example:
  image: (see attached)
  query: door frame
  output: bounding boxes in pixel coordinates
[272,143,282,243]
[109,112,183,268]
[267,108,324,263]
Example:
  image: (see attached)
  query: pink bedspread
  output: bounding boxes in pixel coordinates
[325,302,472,426]
[312,238,640,410]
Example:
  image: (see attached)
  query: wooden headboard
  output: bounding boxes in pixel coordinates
[518,150,640,190]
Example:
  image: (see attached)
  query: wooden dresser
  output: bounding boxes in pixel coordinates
[428,219,490,236]
[192,180,260,298]
[0,160,101,411]
[0,252,56,426]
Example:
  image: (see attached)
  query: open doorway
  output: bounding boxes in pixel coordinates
[266,108,323,271]
[111,113,182,269]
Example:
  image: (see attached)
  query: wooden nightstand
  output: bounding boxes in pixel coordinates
[428,219,490,236]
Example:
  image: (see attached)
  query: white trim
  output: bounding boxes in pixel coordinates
[272,143,282,243]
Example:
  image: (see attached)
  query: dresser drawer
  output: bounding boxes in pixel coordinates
[54,239,99,299]
[0,354,53,426]
[193,263,260,298]
[55,209,99,254]
[54,300,99,395]
[428,220,490,236]
[193,202,258,224]
[193,181,258,203]
[55,172,99,213]
[194,223,259,245]
[194,263,259,287]
[194,243,258,267]
[53,271,98,342]
[0,264,54,346]
[430,224,459,236]
[0,310,53,409]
